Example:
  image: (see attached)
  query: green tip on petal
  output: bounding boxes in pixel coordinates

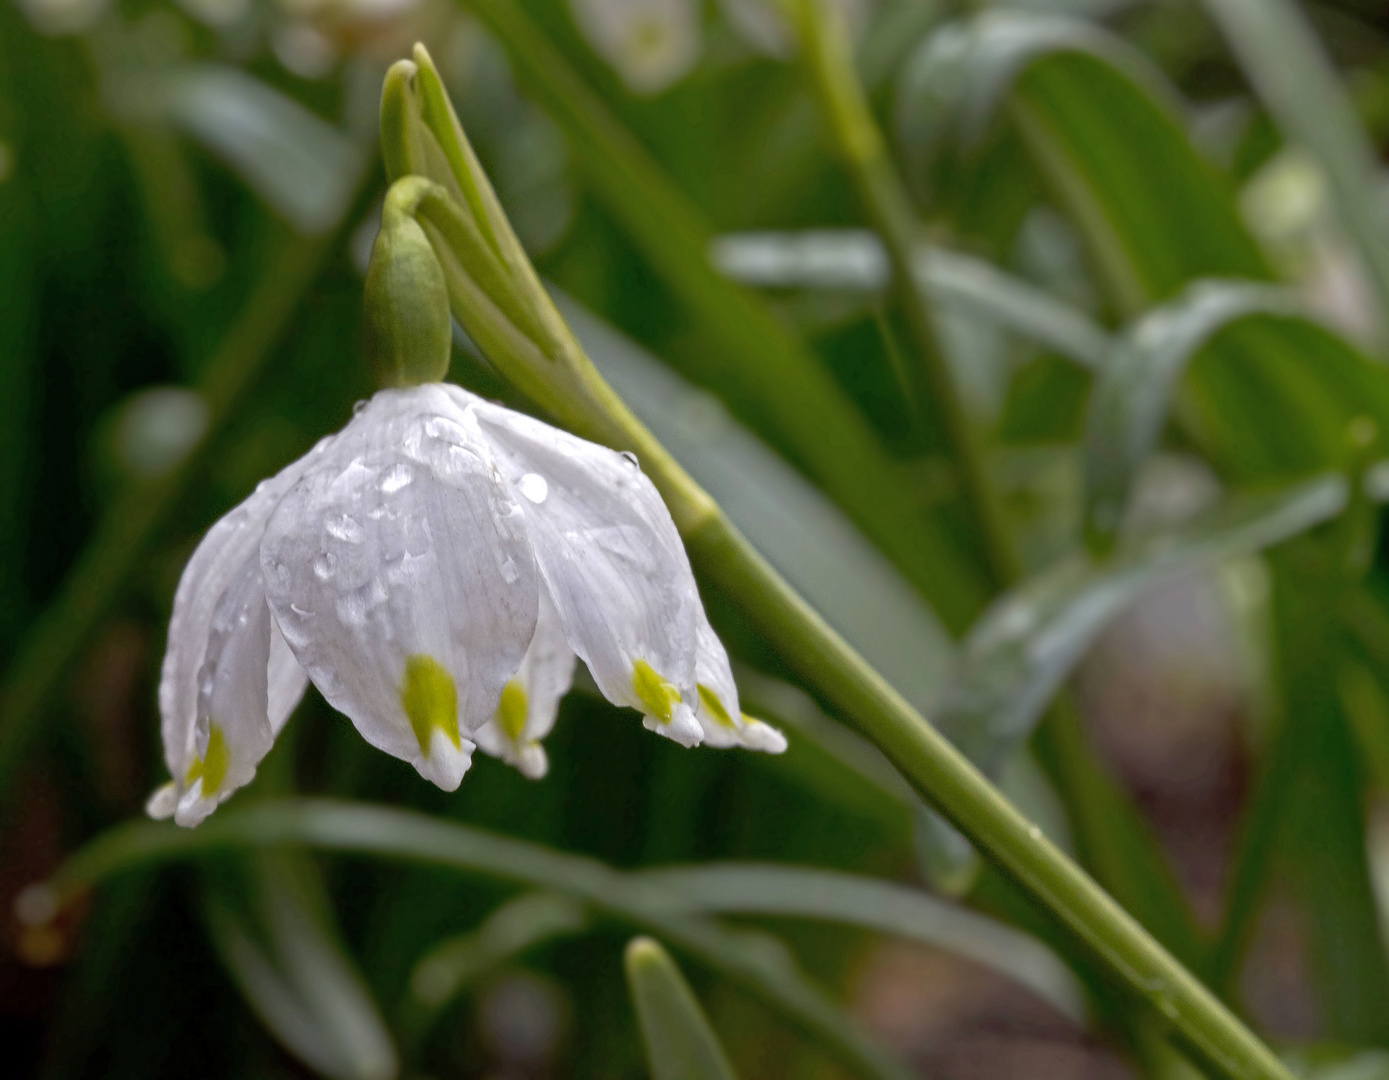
[402,654,461,755]
[696,684,738,729]
[633,660,682,723]
[498,678,528,741]
[184,724,230,796]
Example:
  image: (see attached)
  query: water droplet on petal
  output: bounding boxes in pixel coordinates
[325,513,365,543]
[313,552,338,580]
[381,463,413,494]
[500,557,519,584]
[424,415,469,445]
[619,450,640,470]
[352,399,369,416]
[517,473,548,504]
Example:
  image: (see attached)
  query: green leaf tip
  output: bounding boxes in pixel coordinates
[624,937,738,1080]
[380,59,420,184]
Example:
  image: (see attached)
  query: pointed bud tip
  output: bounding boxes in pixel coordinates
[385,57,418,84]
[412,41,436,72]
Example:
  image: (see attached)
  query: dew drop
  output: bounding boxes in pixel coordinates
[619,450,640,470]
[517,473,548,504]
[313,552,338,580]
[381,463,413,494]
[352,399,369,416]
[424,415,468,445]
[500,557,519,584]
[325,513,365,543]
[289,603,313,618]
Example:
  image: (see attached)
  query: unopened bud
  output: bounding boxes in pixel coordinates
[364,188,452,388]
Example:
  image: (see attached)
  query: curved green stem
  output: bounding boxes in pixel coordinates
[683,515,1287,1080]
[378,44,1292,1076]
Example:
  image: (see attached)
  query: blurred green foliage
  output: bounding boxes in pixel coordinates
[13,0,1389,1078]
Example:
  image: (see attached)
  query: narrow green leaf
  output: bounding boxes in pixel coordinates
[625,937,738,1080]
[895,11,1179,187]
[112,64,365,236]
[43,800,913,1080]
[0,11,36,654]
[1082,280,1311,550]
[402,892,588,1045]
[202,853,398,1080]
[901,14,1389,496]
[711,229,1112,370]
[635,863,1086,1021]
[939,475,1347,778]
[1268,558,1389,1039]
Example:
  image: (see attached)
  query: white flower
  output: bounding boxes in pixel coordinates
[566,0,700,96]
[148,383,784,827]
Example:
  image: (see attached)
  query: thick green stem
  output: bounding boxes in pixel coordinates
[681,514,1287,1080]
[378,45,1288,1078]
[786,1,1216,1036]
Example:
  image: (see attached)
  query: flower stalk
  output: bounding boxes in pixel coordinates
[386,42,1293,1080]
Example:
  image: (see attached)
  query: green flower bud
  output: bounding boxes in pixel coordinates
[364,183,452,388]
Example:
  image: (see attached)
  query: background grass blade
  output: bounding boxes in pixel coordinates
[711,229,1112,371]
[1082,280,1335,551]
[40,800,914,1080]
[401,893,589,1047]
[635,862,1086,1021]
[939,475,1347,776]
[625,937,738,1080]
[202,853,398,1080]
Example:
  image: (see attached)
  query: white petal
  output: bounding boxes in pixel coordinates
[464,395,701,739]
[474,586,577,778]
[267,616,309,735]
[174,558,276,827]
[692,614,787,754]
[145,781,178,820]
[642,701,703,748]
[158,434,334,781]
[261,389,539,791]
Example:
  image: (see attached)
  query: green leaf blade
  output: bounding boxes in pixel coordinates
[625,937,738,1080]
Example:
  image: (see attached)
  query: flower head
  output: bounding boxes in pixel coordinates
[150,383,784,826]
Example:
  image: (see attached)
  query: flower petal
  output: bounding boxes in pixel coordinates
[692,614,787,753]
[474,586,577,778]
[174,558,275,827]
[463,393,702,740]
[267,617,309,735]
[261,390,540,792]
[157,435,334,785]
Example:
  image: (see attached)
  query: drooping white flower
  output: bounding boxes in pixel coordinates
[149,383,784,827]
